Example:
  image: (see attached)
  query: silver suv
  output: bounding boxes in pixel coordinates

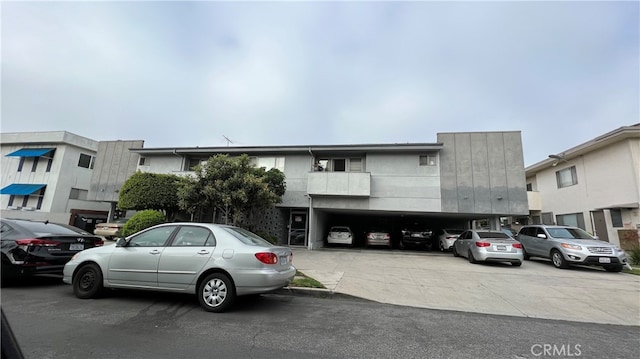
[516,225,628,272]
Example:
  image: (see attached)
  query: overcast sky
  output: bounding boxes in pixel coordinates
[1,1,638,166]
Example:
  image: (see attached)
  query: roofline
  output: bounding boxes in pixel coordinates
[130,143,444,155]
[525,123,640,175]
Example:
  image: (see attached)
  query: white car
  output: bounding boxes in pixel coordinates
[327,226,354,246]
[433,228,465,251]
[63,223,296,312]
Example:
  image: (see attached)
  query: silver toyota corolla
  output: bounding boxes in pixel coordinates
[63,223,296,312]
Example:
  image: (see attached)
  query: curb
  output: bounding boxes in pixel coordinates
[276,286,371,302]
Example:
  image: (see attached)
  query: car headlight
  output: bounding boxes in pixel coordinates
[70,253,81,261]
[560,243,582,250]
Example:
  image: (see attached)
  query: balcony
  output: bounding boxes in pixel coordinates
[307,172,370,197]
[527,191,542,211]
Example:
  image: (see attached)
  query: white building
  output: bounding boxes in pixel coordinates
[523,124,640,248]
[0,131,112,232]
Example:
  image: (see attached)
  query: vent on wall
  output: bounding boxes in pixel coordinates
[21,207,35,211]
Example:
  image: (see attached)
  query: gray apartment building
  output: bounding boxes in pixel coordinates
[122,131,528,249]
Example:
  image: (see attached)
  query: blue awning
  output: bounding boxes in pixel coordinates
[0,184,47,195]
[5,148,54,157]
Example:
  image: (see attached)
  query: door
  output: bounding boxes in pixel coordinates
[157,225,216,289]
[107,225,178,287]
[288,211,307,246]
[591,210,609,242]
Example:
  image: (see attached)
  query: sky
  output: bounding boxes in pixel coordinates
[1,1,638,167]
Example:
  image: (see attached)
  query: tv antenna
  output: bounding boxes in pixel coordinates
[222,135,234,147]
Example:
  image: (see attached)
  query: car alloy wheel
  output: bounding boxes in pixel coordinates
[551,250,569,269]
[468,250,477,264]
[439,241,444,252]
[452,245,459,257]
[198,273,235,312]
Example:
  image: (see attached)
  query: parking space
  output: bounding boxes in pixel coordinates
[291,248,640,326]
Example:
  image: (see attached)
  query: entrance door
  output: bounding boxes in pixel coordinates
[591,210,609,242]
[288,211,308,246]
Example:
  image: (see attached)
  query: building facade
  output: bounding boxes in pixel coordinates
[0,131,113,232]
[522,124,640,248]
[130,131,528,249]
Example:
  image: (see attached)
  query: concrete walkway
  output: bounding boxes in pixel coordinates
[290,248,640,326]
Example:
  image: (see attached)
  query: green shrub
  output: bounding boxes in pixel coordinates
[628,247,640,266]
[255,230,278,245]
[121,210,166,237]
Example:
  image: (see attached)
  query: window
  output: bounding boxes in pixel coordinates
[8,196,15,207]
[556,213,585,229]
[314,158,363,172]
[45,149,55,172]
[129,226,177,247]
[171,226,215,247]
[610,209,623,228]
[139,157,147,166]
[31,157,39,172]
[556,166,577,188]
[419,153,438,166]
[36,187,45,209]
[78,153,95,169]
[526,183,532,191]
[17,158,24,172]
[186,158,207,171]
[254,156,285,172]
[333,159,346,172]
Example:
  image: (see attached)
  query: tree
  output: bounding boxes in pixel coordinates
[177,154,286,228]
[121,210,166,237]
[118,172,185,220]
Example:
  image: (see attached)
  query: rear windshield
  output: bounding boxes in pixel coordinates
[477,231,511,239]
[223,227,273,247]
[547,227,593,239]
[330,227,350,232]
[15,221,89,236]
[446,229,465,235]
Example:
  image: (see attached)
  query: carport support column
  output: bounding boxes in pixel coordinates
[488,216,501,230]
[307,195,315,250]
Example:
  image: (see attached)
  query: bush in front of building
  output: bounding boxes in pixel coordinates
[121,210,166,237]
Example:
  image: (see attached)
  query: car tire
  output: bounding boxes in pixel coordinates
[522,247,530,260]
[439,241,445,252]
[604,265,623,273]
[452,245,459,257]
[550,250,569,269]
[468,250,477,264]
[198,273,236,313]
[73,263,104,299]
[512,261,522,267]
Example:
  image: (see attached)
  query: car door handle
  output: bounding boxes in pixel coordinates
[149,249,161,255]
[197,250,210,255]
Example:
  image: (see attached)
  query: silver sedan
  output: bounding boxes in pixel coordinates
[63,223,296,312]
[452,230,523,266]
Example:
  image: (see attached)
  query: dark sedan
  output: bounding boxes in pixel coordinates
[1,218,104,280]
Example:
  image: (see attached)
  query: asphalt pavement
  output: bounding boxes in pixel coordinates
[288,247,640,326]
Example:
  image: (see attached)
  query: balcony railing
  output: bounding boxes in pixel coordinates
[307,171,371,197]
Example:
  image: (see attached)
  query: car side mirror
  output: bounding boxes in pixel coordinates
[536,234,547,239]
[115,238,127,247]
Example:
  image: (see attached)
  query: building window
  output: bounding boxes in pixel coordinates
[46,149,55,172]
[139,157,146,166]
[186,158,207,171]
[314,158,363,172]
[21,196,29,207]
[556,213,585,229]
[610,209,623,228]
[556,166,577,188]
[31,157,39,172]
[17,157,25,172]
[36,187,45,209]
[419,153,438,166]
[526,183,532,191]
[8,196,15,207]
[78,153,95,169]
[253,157,285,172]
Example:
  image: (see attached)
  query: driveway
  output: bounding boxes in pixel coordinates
[291,248,640,326]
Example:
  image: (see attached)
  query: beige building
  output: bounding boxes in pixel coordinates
[522,124,640,248]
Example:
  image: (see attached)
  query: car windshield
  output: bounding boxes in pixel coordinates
[547,227,593,239]
[223,227,274,247]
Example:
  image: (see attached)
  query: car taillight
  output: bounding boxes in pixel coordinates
[15,239,61,247]
[255,252,278,265]
[446,236,457,239]
[475,241,490,247]
[95,239,104,247]
[512,243,522,249]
